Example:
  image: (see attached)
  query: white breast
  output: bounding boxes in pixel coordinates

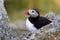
[26,19,39,33]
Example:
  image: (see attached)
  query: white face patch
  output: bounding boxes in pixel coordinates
[28,9,39,17]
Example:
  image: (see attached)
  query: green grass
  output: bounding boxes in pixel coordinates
[5,0,60,22]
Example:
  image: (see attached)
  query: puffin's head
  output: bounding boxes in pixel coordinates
[24,8,40,17]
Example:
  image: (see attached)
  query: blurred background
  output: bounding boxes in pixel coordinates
[4,0,60,22]
[3,0,60,40]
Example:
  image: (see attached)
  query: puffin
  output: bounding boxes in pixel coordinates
[24,8,52,34]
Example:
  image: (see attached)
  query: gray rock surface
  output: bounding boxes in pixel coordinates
[1,0,60,40]
[45,12,56,21]
[0,0,37,40]
[44,12,60,33]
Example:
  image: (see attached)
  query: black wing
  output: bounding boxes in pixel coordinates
[29,16,52,29]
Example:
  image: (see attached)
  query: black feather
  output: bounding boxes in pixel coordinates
[32,8,39,14]
[29,16,52,29]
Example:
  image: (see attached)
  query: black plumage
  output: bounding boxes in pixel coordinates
[29,16,52,29]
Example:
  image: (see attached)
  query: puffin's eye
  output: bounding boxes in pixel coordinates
[32,11,34,13]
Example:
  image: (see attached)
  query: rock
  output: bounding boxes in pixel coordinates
[21,32,37,40]
[1,0,60,40]
[9,20,27,30]
[45,12,56,21]
[0,0,38,40]
[45,12,60,28]
[0,0,23,40]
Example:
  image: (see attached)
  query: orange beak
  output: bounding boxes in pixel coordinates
[24,10,29,15]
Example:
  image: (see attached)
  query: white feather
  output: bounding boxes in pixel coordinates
[26,19,40,34]
[28,9,39,17]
